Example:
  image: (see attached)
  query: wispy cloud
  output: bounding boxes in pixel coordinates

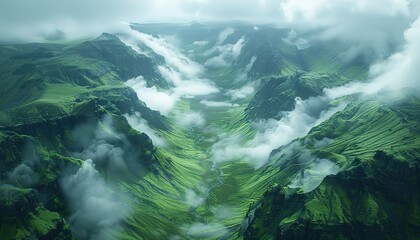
[125,77,176,115]
[200,100,240,108]
[280,0,419,59]
[204,37,246,68]
[124,112,167,148]
[211,95,347,168]
[60,159,130,240]
[175,111,206,128]
[123,27,220,115]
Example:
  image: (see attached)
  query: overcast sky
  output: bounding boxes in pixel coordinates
[0,0,419,43]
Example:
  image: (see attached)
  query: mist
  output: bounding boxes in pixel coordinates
[211,95,347,168]
[122,27,220,115]
[72,115,146,178]
[2,142,40,188]
[175,111,207,128]
[60,159,130,240]
[280,0,420,60]
[124,112,167,148]
[288,158,339,193]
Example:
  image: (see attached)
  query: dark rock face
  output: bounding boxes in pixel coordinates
[243,151,420,240]
[66,33,167,88]
[0,188,73,239]
[248,42,283,77]
[245,72,352,120]
[0,32,168,239]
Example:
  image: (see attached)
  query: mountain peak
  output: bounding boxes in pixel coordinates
[95,32,120,41]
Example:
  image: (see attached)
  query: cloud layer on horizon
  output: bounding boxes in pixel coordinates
[2,0,418,46]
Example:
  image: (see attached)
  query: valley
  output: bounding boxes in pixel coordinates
[0,22,419,240]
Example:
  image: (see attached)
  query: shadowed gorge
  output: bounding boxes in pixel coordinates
[0,13,420,240]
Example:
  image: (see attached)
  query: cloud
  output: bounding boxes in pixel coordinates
[211,96,347,168]
[368,16,420,92]
[312,137,334,148]
[72,115,146,178]
[200,100,240,108]
[125,76,176,115]
[175,111,206,128]
[6,163,39,188]
[204,37,246,68]
[281,29,311,50]
[60,159,130,240]
[193,40,209,46]
[3,142,40,188]
[288,158,339,193]
[210,205,236,221]
[123,28,204,78]
[212,17,420,169]
[184,222,229,239]
[226,84,255,100]
[124,112,167,148]
[232,56,257,84]
[123,28,220,115]
[185,189,205,208]
[280,0,419,59]
[322,16,420,98]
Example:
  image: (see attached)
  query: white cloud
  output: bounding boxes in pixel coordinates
[193,40,209,46]
[211,96,347,168]
[125,77,176,115]
[175,111,206,128]
[323,16,420,98]
[185,189,205,208]
[123,29,220,115]
[184,222,229,239]
[282,29,311,50]
[124,112,167,148]
[211,17,420,168]
[60,159,130,240]
[226,84,255,100]
[200,100,240,108]
[6,163,39,188]
[288,158,339,193]
[204,37,246,68]
[124,28,204,78]
[280,0,419,59]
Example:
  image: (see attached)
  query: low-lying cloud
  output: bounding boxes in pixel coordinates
[288,158,339,193]
[60,159,130,240]
[6,163,39,188]
[323,16,420,99]
[175,111,206,128]
[125,77,176,115]
[211,96,347,168]
[204,37,246,68]
[200,100,240,108]
[72,115,146,178]
[280,0,419,60]
[124,112,167,148]
[226,84,255,101]
[123,28,220,115]
[281,29,311,50]
[3,142,40,188]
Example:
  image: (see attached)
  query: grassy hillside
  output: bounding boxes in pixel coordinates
[0,23,418,240]
[242,95,420,239]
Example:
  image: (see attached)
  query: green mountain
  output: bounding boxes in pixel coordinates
[243,96,420,239]
[0,23,418,240]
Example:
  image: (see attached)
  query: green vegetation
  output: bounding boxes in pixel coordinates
[0,24,418,240]
[243,96,420,239]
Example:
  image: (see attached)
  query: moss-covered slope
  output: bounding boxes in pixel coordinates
[242,96,420,240]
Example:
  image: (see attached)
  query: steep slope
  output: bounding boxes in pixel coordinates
[242,96,420,239]
[1,23,418,240]
[0,33,169,239]
[245,71,356,120]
